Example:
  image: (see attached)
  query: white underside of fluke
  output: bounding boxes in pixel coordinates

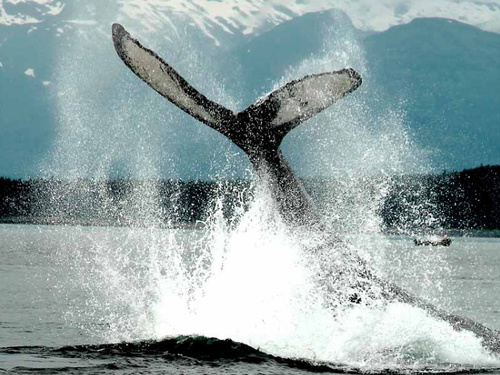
[120,36,219,125]
[269,72,357,127]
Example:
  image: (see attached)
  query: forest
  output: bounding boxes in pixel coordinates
[0,165,498,233]
[381,165,500,233]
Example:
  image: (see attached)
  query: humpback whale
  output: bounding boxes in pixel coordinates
[111,23,500,354]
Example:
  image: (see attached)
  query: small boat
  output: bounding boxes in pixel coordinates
[413,236,452,247]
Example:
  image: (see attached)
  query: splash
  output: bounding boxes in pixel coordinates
[46,187,499,368]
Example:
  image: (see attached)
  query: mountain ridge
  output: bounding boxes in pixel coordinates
[2,0,500,36]
[0,6,499,178]
[364,17,500,170]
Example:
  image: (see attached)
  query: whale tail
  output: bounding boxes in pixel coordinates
[111,23,362,158]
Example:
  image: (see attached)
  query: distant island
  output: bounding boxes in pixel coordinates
[0,165,499,235]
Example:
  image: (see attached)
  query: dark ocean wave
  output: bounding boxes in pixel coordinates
[2,336,500,375]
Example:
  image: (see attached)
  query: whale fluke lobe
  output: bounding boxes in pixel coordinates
[240,68,361,136]
[112,23,361,161]
[112,23,236,136]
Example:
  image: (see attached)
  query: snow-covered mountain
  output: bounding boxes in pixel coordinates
[0,1,499,178]
[2,0,500,36]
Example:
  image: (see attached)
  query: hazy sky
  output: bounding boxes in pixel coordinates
[1,0,498,179]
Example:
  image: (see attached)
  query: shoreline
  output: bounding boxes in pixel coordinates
[1,217,499,237]
[0,217,207,231]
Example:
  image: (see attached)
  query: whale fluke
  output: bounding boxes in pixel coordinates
[112,23,361,228]
[112,23,361,163]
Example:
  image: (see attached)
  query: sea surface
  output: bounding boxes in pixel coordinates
[1,224,499,374]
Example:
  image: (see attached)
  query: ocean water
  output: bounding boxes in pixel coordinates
[1,223,499,374]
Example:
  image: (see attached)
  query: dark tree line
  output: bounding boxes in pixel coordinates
[381,165,500,231]
[0,177,251,227]
[1,165,499,231]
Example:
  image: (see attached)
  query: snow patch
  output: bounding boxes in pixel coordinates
[0,0,63,26]
[0,9,41,25]
[65,19,98,26]
[45,1,64,16]
[24,68,35,77]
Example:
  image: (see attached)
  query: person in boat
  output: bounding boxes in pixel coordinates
[413,235,452,246]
